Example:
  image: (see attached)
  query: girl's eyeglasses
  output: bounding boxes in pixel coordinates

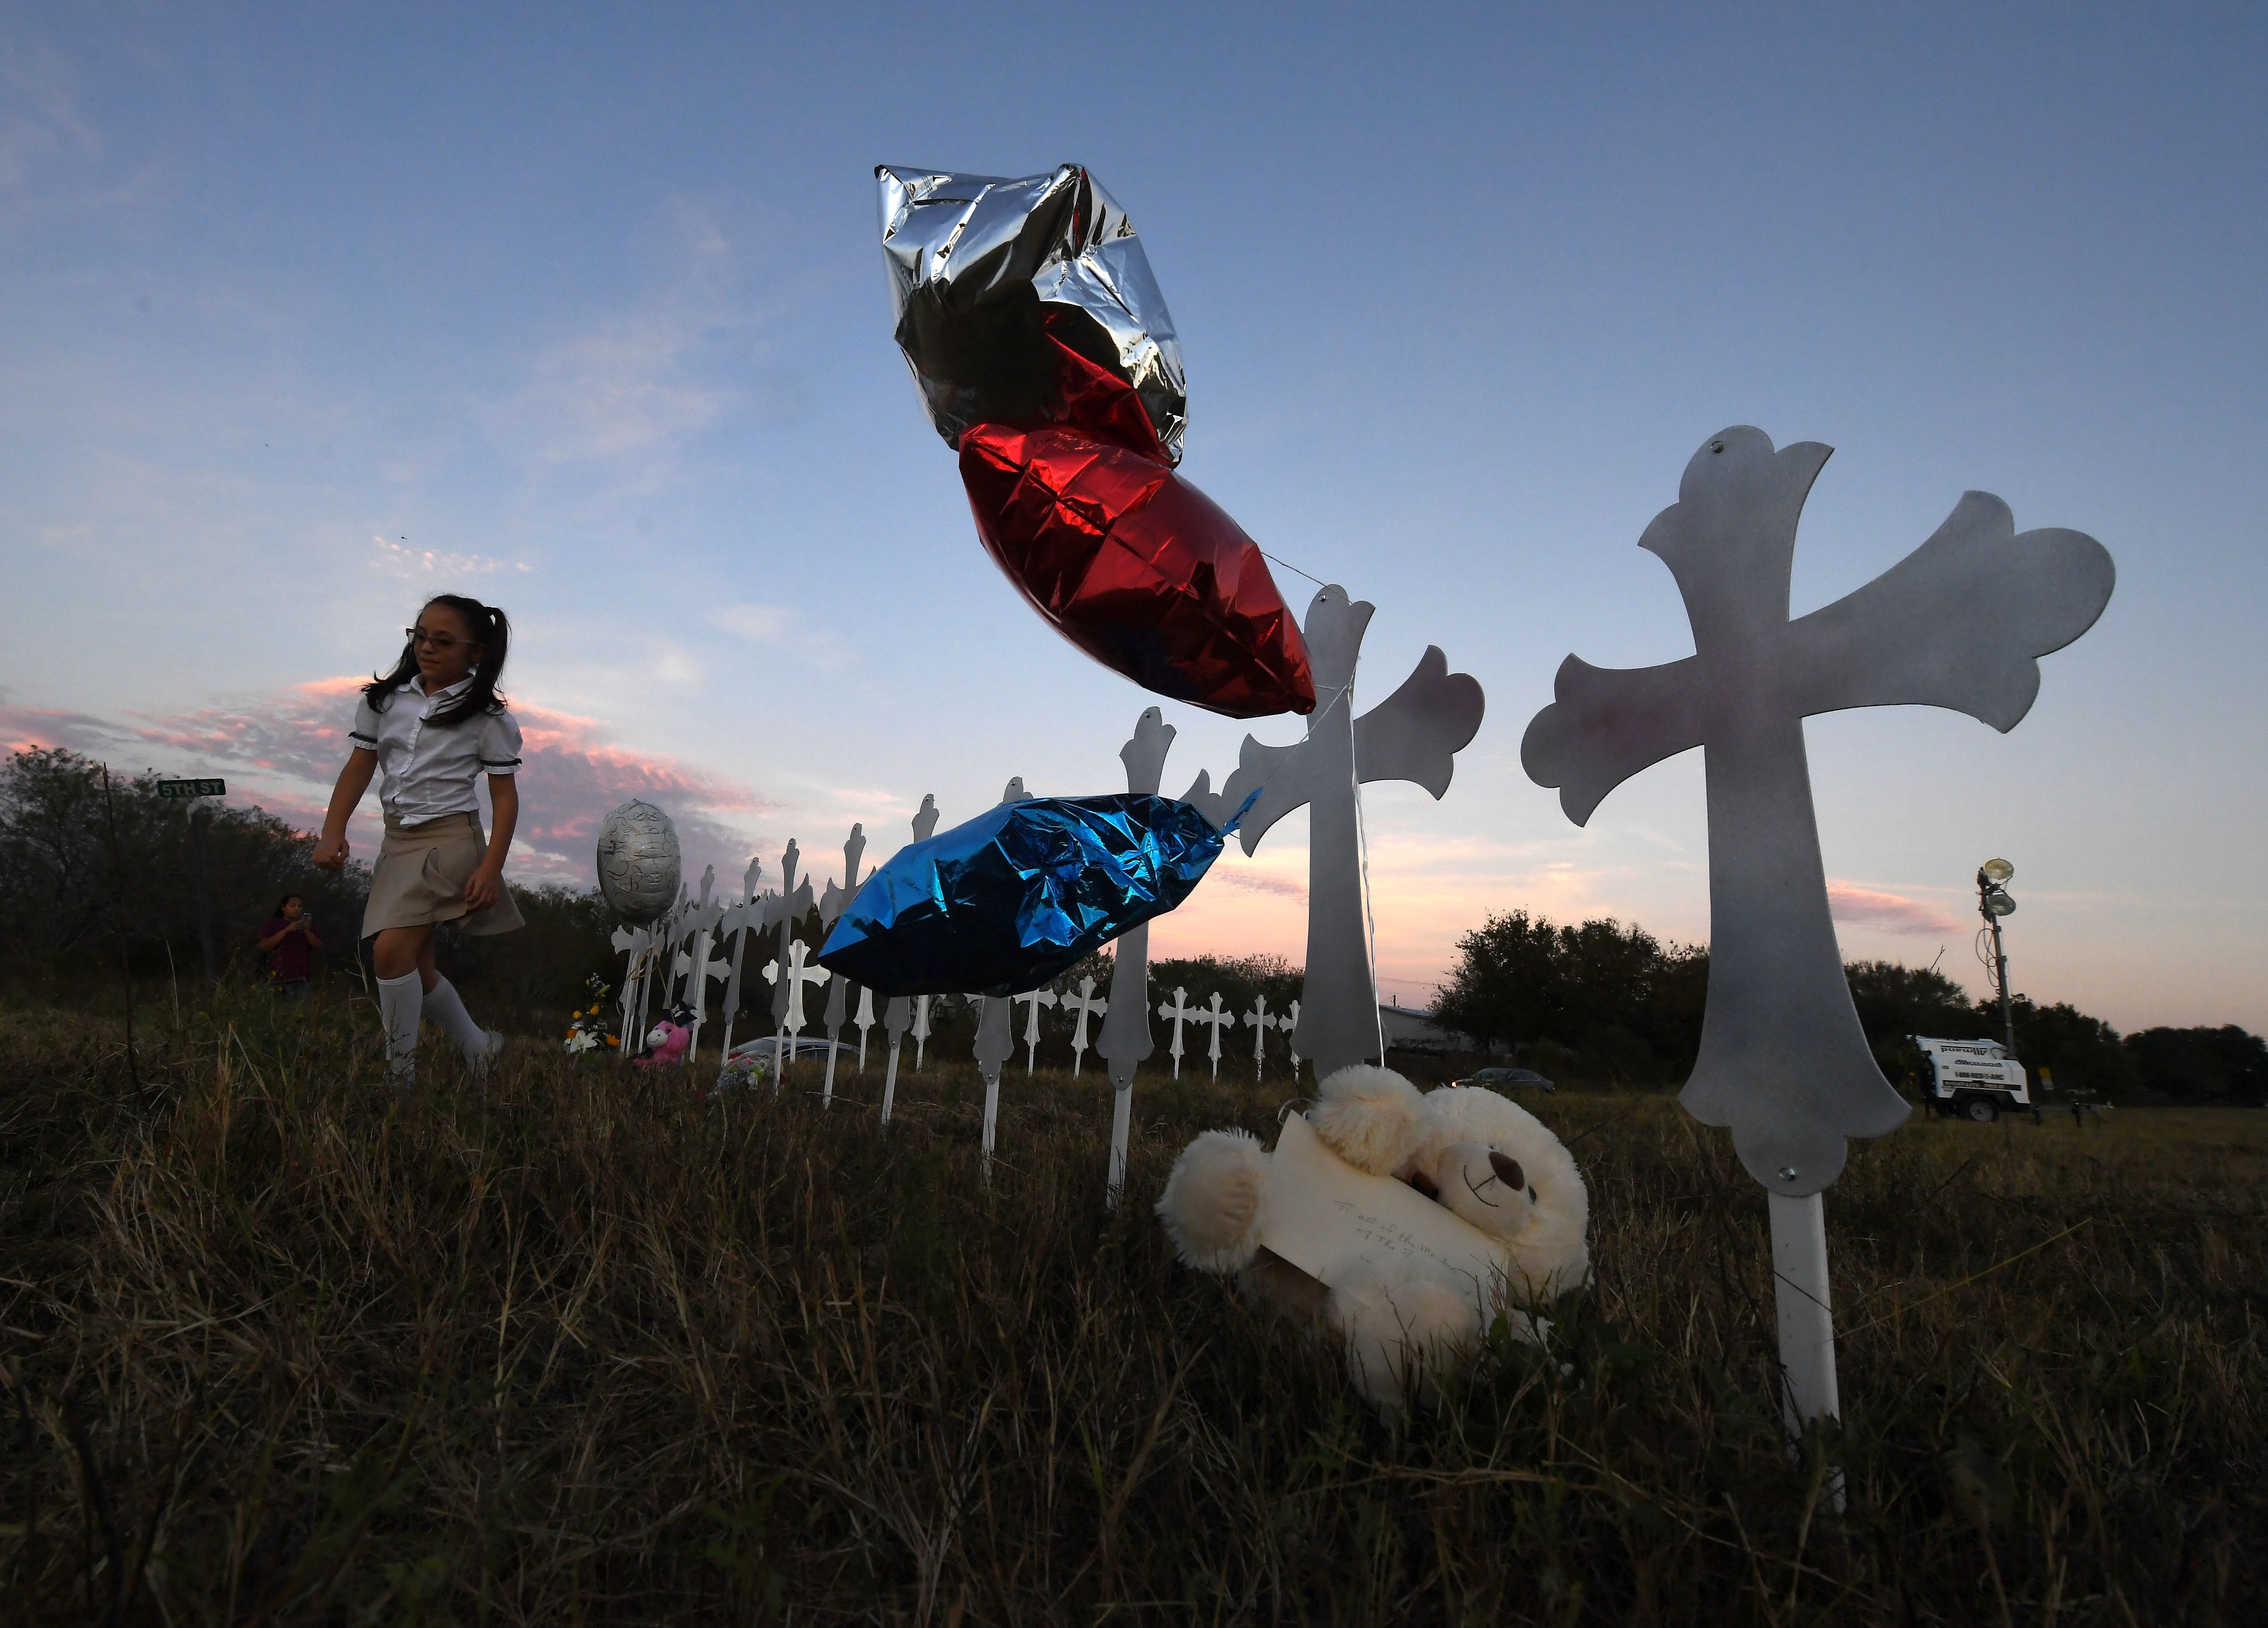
[405,627,477,651]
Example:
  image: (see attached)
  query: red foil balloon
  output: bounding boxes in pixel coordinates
[958,334,1316,718]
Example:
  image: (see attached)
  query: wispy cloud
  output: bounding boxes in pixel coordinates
[1218,871,1306,901]
[0,36,99,195]
[487,196,768,471]
[711,602,853,672]
[1828,882,1964,936]
[369,536,533,580]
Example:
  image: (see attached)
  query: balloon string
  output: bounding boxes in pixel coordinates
[1262,549,1328,590]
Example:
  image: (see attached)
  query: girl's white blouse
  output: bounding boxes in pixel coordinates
[348,676,522,823]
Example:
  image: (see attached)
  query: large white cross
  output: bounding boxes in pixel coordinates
[1521,425,2114,1484]
[1061,977,1108,1078]
[1209,587,1484,1083]
[1015,987,1058,1075]
[1155,986,1196,1078]
[1283,998,1303,1082]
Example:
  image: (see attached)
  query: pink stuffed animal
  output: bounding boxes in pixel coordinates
[633,1020,690,1068]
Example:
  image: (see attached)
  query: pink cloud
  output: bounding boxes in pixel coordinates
[3,679,771,889]
[1827,882,1965,936]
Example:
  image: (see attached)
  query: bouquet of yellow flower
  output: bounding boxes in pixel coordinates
[565,975,619,1054]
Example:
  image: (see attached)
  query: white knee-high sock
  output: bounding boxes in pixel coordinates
[377,970,422,1080]
[422,976,488,1062]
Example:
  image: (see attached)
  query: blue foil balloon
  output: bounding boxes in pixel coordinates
[818,792,1237,996]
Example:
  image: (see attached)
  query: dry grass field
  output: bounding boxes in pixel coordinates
[3,985,2263,1625]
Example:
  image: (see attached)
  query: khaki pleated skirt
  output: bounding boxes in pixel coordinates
[361,812,526,939]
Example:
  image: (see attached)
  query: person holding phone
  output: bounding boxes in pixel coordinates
[256,893,322,1001]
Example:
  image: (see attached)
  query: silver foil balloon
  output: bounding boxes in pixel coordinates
[876,163,1187,463]
[595,800,683,926]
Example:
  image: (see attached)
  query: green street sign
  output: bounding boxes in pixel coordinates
[157,777,227,799]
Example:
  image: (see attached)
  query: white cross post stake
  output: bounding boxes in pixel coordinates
[767,841,813,1082]
[1015,987,1058,1075]
[667,865,720,1014]
[1061,977,1108,1078]
[854,987,876,1074]
[975,993,1015,1179]
[1284,998,1303,1082]
[1155,986,1195,1078]
[974,781,1025,1178]
[765,940,830,1088]
[714,856,763,1064]
[1522,426,2115,1502]
[1096,708,1183,1208]
[683,915,731,1064]
[880,995,912,1125]
[621,881,684,1060]
[1194,992,1234,1082]
[1241,994,1276,1081]
[905,795,942,1075]
[610,923,652,1061]
[816,823,869,1107]
[1213,587,1486,1083]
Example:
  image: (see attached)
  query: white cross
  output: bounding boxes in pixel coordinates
[1154,986,1195,1078]
[1061,977,1108,1078]
[854,986,876,1073]
[1192,992,1235,1082]
[1015,987,1058,1075]
[975,779,1026,1178]
[1242,993,1277,1080]
[1521,424,2114,1497]
[684,931,731,1063]
[1205,587,1484,1083]
[904,795,942,1077]
[817,823,870,1107]
[763,939,830,1044]
[1284,998,1303,1082]
[714,855,763,1063]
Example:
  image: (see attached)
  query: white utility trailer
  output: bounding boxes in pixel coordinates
[1912,1035,2038,1122]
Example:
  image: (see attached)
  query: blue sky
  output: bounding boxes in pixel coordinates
[4,3,2262,1031]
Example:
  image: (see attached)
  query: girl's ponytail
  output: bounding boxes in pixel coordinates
[364,594,512,726]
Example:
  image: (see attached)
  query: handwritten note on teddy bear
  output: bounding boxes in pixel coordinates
[1258,1113,1504,1296]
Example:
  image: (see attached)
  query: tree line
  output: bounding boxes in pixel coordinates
[11,747,2259,1101]
[0,748,613,1031]
[1433,907,2265,1106]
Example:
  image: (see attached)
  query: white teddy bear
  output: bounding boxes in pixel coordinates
[1157,1063,1590,1412]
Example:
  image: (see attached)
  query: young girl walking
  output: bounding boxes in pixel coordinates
[314,594,525,1083]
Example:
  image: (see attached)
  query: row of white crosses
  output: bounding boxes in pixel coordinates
[1152,987,1301,1083]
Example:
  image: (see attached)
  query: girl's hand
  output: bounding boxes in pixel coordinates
[463,862,505,912]
[313,834,348,871]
